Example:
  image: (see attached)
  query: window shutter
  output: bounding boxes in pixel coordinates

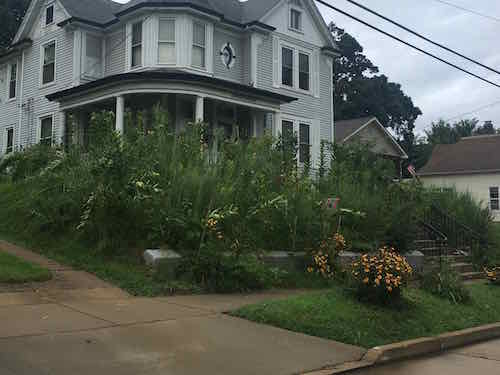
[272,36,279,88]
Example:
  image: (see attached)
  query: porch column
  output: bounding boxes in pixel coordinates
[273,111,281,137]
[195,96,204,122]
[59,110,66,146]
[116,95,125,134]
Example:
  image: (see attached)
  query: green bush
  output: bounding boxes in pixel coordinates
[420,262,471,304]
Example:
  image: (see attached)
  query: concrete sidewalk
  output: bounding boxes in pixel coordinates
[0,242,366,375]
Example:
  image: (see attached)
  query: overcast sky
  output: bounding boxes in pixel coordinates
[114,0,500,135]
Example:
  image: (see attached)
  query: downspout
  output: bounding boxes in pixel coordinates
[17,50,25,151]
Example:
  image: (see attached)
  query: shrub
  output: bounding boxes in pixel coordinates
[485,266,500,285]
[421,262,471,304]
[351,246,413,304]
[308,232,346,279]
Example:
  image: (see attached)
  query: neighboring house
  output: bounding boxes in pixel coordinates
[335,116,408,176]
[419,135,500,222]
[0,0,339,168]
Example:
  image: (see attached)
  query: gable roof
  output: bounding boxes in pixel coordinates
[335,116,408,159]
[335,116,374,142]
[60,0,121,25]
[419,135,500,176]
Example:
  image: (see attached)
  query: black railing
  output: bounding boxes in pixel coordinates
[423,203,487,262]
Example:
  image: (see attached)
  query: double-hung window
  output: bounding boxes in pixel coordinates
[490,187,499,210]
[8,63,17,99]
[131,21,143,68]
[40,116,53,146]
[45,4,54,26]
[5,128,14,154]
[192,23,206,68]
[85,34,102,78]
[290,8,302,31]
[282,47,293,87]
[42,41,56,85]
[158,19,176,64]
[299,53,310,91]
[299,123,311,163]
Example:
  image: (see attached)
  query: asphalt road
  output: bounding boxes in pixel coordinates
[349,338,500,374]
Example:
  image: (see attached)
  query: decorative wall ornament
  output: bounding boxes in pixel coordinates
[220,42,236,69]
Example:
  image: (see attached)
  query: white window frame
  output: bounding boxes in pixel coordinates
[289,6,303,33]
[45,3,55,26]
[3,126,15,155]
[490,187,499,211]
[191,21,207,70]
[130,20,144,70]
[279,41,312,94]
[298,51,310,91]
[280,116,312,166]
[40,39,57,87]
[7,62,17,101]
[158,18,176,65]
[38,114,54,146]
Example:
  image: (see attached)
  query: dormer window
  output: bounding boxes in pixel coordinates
[290,8,302,31]
[45,4,54,26]
[192,22,206,69]
[131,21,143,68]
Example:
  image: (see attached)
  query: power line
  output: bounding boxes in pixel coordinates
[443,99,500,122]
[315,0,500,89]
[429,0,500,24]
[342,0,500,76]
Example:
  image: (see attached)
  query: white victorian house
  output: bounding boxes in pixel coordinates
[0,0,339,168]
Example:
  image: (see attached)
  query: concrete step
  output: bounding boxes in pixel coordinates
[451,262,475,274]
[460,271,484,281]
[426,255,468,264]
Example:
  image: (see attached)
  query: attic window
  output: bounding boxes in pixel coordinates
[290,8,302,31]
[45,5,54,25]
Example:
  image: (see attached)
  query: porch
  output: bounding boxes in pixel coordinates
[46,70,297,148]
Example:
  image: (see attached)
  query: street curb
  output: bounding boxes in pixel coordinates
[302,322,500,374]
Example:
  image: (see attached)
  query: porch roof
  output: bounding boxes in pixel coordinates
[46,70,297,105]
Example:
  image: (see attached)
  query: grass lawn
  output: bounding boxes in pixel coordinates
[231,283,500,349]
[0,251,51,283]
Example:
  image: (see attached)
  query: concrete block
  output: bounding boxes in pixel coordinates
[338,251,361,266]
[404,250,425,272]
[143,249,182,267]
[261,251,308,272]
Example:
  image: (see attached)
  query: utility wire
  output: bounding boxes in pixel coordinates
[429,0,500,24]
[443,99,500,122]
[315,0,500,89]
[342,0,500,76]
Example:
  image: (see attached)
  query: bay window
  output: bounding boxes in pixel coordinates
[131,21,143,68]
[85,34,102,78]
[158,19,176,64]
[42,41,56,85]
[192,22,206,68]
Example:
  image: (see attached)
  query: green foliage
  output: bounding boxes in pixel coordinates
[420,262,471,304]
[0,252,51,284]
[0,0,29,52]
[232,283,500,348]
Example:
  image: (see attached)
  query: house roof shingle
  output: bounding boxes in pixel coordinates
[59,0,283,27]
[419,135,500,176]
[335,116,374,142]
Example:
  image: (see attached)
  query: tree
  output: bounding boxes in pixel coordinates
[331,24,422,147]
[474,120,496,135]
[0,0,30,53]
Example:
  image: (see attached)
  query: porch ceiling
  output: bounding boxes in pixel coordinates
[46,70,297,110]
